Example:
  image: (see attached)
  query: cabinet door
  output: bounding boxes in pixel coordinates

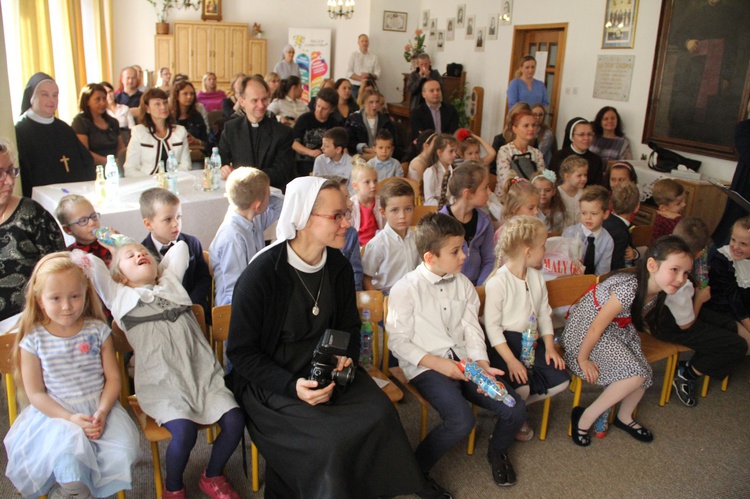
[229,26,248,77]
[194,24,212,82]
[154,35,174,73]
[212,26,230,82]
[248,39,267,77]
[174,23,193,78]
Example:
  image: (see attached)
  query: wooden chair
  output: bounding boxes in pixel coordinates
[377,176,422,206]
[1,333,126,499]
[488,173,497,194]
[383,296,477,454]
[211,305,260,493]
[203,249,214,312]
[113,304,214,499]
[702,375,729,397]
[413,204,438,224]
[631,225,653,248]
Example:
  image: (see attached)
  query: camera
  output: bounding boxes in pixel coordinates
[309,329,355,390]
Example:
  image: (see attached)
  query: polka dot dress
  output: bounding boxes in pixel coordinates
[560,273,653,388]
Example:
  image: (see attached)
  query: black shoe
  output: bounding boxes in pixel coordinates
[673,363,697,407]
[570,406,591,447]
[612,418,654,442]
[487,452,517,487]
[415,473,452,499]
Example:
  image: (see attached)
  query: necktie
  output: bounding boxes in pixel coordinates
[584,235,596,275]
[160,242,174,256]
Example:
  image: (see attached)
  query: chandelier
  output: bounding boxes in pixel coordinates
[327,0,355,20]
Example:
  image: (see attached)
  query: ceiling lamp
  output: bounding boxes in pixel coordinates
[328,0,355,20]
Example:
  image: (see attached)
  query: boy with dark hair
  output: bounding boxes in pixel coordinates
[312,127,354,189]
[603,181,640,270]
[650,178,686,243]
[367,129,402,181]
[562,185,614,275]
[647,216,748,407]
[387,213,525,493]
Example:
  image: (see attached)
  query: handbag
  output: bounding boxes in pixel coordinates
[445,63,463,77]
[647,141,702,173]
[510,152,538,180]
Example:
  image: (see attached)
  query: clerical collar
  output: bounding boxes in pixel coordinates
[24,109,54,125]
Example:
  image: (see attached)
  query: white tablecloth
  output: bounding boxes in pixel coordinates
[32,171,230,249]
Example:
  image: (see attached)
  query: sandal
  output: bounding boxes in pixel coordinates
[514,421,535,442]
[612,418,653,443]
[570,406,591,447]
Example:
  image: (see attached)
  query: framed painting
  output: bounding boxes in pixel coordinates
[202,0,221,21]
[602,0,638,49]
[643,0,750,160]
[383,11,407,32]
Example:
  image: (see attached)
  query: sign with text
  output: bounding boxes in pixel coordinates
[289,28,332,103]
[593,55,635,102]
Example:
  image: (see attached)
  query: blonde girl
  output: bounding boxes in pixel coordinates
[493,176,540,244]
[89,242,244,497]
[4,252,139,498]
[438,162,495,285]
[557,155,589,229]
[424,133,459,206]
[563,236,695,446]
[455,128,497,167]
[407,129,436,182]
[484,216,569,441]
[496,109,545,191]
[531,170,565,233]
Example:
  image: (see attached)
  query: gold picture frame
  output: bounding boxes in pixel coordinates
[202,0,222,21]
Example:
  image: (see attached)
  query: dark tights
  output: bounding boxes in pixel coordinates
[162,407,245,492]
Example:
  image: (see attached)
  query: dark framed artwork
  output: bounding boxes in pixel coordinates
[202,0,221,21]
[643,0,750,160]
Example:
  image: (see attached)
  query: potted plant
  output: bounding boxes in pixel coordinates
[403,29,426,70]
[146,0,202,34]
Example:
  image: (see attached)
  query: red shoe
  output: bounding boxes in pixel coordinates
[199,470,241,499]
[162,487,186,499]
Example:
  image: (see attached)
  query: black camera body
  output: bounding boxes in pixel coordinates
[309,329,355,390]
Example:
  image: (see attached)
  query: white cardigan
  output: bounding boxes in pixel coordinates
[124,124,192,177]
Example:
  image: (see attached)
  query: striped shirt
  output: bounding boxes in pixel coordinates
[20,320,110,403]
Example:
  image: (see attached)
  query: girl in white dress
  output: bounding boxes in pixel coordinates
[88,241,243,499]
[4,251,139,498]
[557,155,588,229]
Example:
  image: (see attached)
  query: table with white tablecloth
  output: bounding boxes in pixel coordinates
[32,171,230,249]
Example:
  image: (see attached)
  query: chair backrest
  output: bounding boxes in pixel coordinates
[413,205,438,223]
[475,285,486,318]
[203,250,212,277]
[191,304,208,341]
[376,176,422,206]
[203,249,214,310]
[545,274,598,309]
[211,304,231,343]
[631,225,653,248]
[0,333,18,424]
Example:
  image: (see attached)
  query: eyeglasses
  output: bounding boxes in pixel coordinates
[0,166,19,182]
[66,212,101,226]
[532,112,545,117]
[573,133,595,138]
[310,210,351,223]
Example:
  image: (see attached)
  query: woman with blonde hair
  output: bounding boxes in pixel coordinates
[196,71,226,112]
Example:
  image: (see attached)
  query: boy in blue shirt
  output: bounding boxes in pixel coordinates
[563,185,614,275]
[367,129,402,181]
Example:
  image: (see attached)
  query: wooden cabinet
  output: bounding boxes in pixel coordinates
[156,21,266,90]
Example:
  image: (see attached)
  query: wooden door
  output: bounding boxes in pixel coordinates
[154,35,174,74]
[229,26,248,78]
[247,39,267,77]
[508,23,567,132]
[212,26,230,82]
[174,23,192,78]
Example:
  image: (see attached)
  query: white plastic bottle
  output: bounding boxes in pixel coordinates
[166,151,179,195]
[210,147,222,191]
[104,154,119,202]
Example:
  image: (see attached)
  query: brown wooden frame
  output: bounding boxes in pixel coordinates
[201,0,221,21]
[643,0,750,161]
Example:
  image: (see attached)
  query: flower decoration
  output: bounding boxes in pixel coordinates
[79,342,91,354]
[252,23,264,37]
[404,29,426,63]
[70,250,94,278]
[78,334,101,355]
[455,128,472,142]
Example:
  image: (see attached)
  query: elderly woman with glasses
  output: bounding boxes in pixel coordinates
[0,138,64,323]
[226,176,432,499]
[548,117,604,187]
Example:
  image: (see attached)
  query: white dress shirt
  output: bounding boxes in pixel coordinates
[387,263,489,381]
[361,223,418,293]
[347,50,381,87]
[422,161,452,207]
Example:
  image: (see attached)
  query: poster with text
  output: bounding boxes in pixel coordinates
[289,28,332,103]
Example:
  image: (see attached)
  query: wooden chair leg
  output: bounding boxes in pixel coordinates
[659,355,674,407]
[152,441,163,499]
[117,490,126,498]
[568,375,582,436]
[721,376,729,391]
[251,442,260,492]
[702,375,710,398]
[539,397,551,441]
[664,354,677,404]
[467,405,478,455]
[419,405,428,441]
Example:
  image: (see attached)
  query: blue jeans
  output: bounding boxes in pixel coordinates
[410,369,526,472]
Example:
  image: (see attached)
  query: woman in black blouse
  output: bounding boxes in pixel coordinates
[170,80,213,158]
[71,83,125,165]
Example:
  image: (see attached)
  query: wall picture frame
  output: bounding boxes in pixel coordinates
[466,15,476,39]
[383,11,407,32]
[457,4,466,28]
[643,0,749,160]
[422,10,430,29]
[201,0,222,21]
[601,0,638,49]
[446,17,456,41]
[500,0,513,25]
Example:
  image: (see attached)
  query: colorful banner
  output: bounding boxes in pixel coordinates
[289,28,331,104]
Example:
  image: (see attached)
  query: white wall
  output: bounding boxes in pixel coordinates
[111,0,737,180]
[419,0,736,180]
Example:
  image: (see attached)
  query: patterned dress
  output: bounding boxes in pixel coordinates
[4,321,140,497]
[560,273,654,388]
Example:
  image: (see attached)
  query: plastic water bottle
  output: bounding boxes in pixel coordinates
[458,359,516,407]
[94,227,134,248]
[520,315,538,369]
[166,151,179,195]
[104,154,119,201]
[360,309,374,371]
[695,250,709,289]
[155,160,167,189]
[210,147,222,191]
[94,164,106,203]
[202,157,213,192]
[593,407,611,438]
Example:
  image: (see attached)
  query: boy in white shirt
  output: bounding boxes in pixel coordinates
[562,185,614,275]
[387,213,526,492]
[312,127,354,191]
[366,129,402,182]
[362,179,418,293]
